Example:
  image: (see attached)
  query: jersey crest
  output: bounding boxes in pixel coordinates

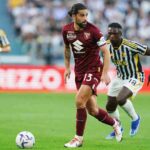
[84,32,91,40]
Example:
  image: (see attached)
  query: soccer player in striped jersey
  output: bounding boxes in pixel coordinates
[0,29,11,52]
[105,22,150,139]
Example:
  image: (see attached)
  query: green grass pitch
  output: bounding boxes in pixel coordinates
[0,93,150,150]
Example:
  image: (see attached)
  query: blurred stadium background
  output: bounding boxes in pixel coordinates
[0,0,149,92]
[0,0,150,150]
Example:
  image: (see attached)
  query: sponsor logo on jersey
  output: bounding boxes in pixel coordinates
[73,40,85,53]
[112,59,127,66]
[67,31,76,40]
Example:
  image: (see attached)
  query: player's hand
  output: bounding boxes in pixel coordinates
[147,75,150,86]
[64,68,71,84]
[101,73,111,86]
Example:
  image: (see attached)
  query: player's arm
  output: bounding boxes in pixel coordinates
[133,41,150,56]
[0,30,11,52]
[95,28,111,85]
[100,44,111,85]
[144,47,150,56]
[64,44,71,83]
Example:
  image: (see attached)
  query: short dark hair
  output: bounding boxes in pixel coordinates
[68,3,87,16]
[108,22,122,29]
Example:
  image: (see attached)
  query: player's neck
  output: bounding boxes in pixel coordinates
[112,39,122,48]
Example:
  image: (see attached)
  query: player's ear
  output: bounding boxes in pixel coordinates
[72,14,76,20]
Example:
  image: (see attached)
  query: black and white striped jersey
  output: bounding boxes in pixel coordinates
[107,39,147,82]
[0,29,10,48]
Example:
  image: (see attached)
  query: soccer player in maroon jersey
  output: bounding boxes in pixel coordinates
[62,3,122,148]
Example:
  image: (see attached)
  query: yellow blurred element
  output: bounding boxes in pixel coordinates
[8,0,26,9]
[0,29,6,36]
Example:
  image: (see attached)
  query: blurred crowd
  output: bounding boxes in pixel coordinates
[7,0,150,65]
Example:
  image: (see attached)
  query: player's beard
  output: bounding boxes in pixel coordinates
[111,39,122,47]
[77,21,87,28]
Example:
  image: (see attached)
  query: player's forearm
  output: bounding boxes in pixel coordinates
[64,47,71,69]
[64,59,70,70]
[102,53,110,74]
[101,45,110,74]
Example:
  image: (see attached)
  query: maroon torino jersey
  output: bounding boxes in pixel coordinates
[62,22,106,75]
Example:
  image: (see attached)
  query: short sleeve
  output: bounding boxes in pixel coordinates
[62,27,69,46]
[93,27,106,47]
[132,41,147,55]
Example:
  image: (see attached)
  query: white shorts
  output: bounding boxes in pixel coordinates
[107,77,144,97]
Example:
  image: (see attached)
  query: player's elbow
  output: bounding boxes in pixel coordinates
[145,48,150,56]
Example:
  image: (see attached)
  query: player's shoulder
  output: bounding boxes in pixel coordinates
[62,22,74,31]
[87,22,100,31]
[0,29,6,36]
[106,39,111,44]
[86,22,104,37]
[122,38,138,49]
